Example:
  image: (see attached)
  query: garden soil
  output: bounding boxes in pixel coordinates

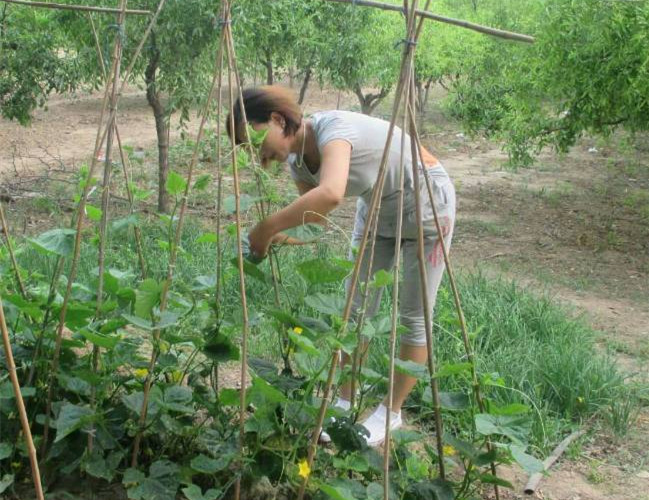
[1,85,648,500]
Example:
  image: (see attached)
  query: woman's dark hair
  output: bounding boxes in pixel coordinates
[226,86,303,145]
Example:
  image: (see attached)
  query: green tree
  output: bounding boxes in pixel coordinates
[319,5,401,115]
[447,0,649,165]
[1,0,221,213]
[0,6,86,125]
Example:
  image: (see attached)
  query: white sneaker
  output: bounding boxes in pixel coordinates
[360,404,402,447]
[319,398,350,444]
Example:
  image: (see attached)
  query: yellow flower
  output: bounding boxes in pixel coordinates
[134,368,148,379]
[442,445,456,456]
[293,327,303,335]
[298,459,311,478]
[577,396,585,404]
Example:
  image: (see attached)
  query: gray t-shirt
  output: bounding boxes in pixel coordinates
[287,110,441,218]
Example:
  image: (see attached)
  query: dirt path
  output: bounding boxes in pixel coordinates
[1,86,648,499]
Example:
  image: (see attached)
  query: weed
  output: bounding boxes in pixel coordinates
[604,393,640,440]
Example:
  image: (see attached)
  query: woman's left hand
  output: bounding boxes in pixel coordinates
[248,220,274,258]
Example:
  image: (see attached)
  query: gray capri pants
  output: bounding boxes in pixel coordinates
[345,164,456,346]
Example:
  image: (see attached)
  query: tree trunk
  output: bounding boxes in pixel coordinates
[353,84,389,115]
[298,66,312,105]
[263,49,273,85]
[145,36,170,213]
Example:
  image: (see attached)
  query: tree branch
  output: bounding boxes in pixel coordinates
[315,0,535,43]
[0,0,150,16]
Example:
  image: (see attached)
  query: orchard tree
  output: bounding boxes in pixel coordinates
[320,5,401,115]
[447,0,649,165]
[233,0,308,86]
[0,5,87,125]
[1,0,221,213]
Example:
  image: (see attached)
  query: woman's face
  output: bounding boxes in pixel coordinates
[251,112,294,168]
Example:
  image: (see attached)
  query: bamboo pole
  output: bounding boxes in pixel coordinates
[0,201,27,298]
[41,0,165,456]
[382,45,412,500]
[406,68,446,480]
[0,294,45,500]
[315,0,535,43]
[0,0,149,15]
[407,103,501,499]
[40,5,125,454]
[88,0,128,454]
[130,2,228,467]
[222,7,252,499]
[88,12,148,279]
[524,430,585,495]
[296,1,430,497]
[114,123,148,279]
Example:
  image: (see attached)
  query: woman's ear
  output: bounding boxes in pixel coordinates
[270,111,286,131]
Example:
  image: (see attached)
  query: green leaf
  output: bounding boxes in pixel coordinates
[78,328,119,349]
[305,293,345,316]
[369,269,393,288]
[405,479,454,500]
[134,279,163,318]
[229,257,268,283]
[203,331,240,363]
[509,444,544,474]
[288,330,318,355]
[223,194,258,213]
[443,434,481,461]
[246,125,268,148]
[489,403,530,415]
[166,170,187,195]
[123,312,177,331]
[391,429,423,445]
[122,313,155,330]
[0,443,11,461]
[478,473,513,488]
[85,450,124,482]
[297,258,353,285]
[320,483,356,500]
[28,228,76,257]
[190,454,231,474]
[182,484,221,500]
[474,414,532,444]
[193,174,212,191]
[366,482,383,500]
[54,403,95,443]
[434,362,473,378]
[283,223,324,242]
[422,389,470,410]
[218,388,240,406]
[85,204,102,221]
[162,386,193,413]
[192,274,217,291]
[111,214,138,232]
[248,376,287,407]
[393,358,428,380]
[0,474,14,495]
[196,232,218,244]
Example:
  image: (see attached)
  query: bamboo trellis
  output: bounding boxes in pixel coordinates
[0,0,536,498]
